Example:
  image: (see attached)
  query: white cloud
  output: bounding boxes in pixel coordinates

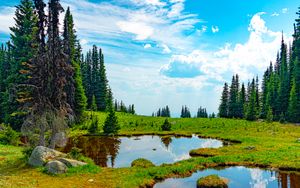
[212,26,219,33]
[168,2,184,18]
[161,12,285,81]
[282,8,288,14]
[117,21,154,40]
[144,44,152,49]
[0,7,15,33]
[271,12,280,17]
[162,44,172,54]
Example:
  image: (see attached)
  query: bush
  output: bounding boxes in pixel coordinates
[88,116,99,134]
[103,109,120,135]
[161,119,171,131]
[197,175,228,188]
[22,146,34,161]
[0,124,19,145]
[131,158,155,168]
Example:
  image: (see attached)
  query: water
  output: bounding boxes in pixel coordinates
[62,135,222,167]
[154,166,300,188]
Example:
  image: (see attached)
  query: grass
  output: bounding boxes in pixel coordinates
[197,175,228,188]
[1,111,300,187]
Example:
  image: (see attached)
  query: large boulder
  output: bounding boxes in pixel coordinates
[45,160,68,174]
[28,146,67,167]
[57,158,87,167]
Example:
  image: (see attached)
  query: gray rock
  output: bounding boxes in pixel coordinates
[28,146,67,167]
[245,146,256,150]
[45,160,68,174]
[54,132,68,148]
[57,158,87,167]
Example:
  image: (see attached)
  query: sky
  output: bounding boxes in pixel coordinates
[0,0,299,117]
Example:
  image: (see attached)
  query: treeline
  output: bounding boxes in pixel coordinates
[0,0,123,146]
[152,106,171,117]
[152,105,214,118]
[114,100,135,114]
[219,7,300,123]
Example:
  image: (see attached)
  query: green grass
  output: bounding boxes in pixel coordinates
[1,111,300,187]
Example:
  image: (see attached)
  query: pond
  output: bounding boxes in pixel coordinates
[154,166,300,188]
[61,135,223,167]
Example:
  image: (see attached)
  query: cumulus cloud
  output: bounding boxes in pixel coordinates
[117,21,154,40]
[161,12,284,81]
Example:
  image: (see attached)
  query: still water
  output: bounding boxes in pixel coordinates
[154,166,300,188]
[62,135,222,167]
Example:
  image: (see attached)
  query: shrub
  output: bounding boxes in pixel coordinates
[22,146,34,161]
[197,175,228,188]
[103,108,120,135]
[0,124,19,145]
[88,116,99,134]
[131,158,155,168]
[161,119,171,131]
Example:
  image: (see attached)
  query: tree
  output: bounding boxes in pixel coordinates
[88,96,98,134]
[245,79,257,121]
[103,90,119,135]
[6,0,38,130]
[219,83,229,118]
[21,0,73,148]
[288,58,300,122]
[63,7,87,120]
[161,119,171,131]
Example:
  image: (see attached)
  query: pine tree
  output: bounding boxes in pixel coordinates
[288,58,300,122]
[237,83,246,118]
[245,79,257,121]
[6,0,38,130]
[219,83,229,118]
[21,0,73,148]
[278,35,290,117]
[97,49,108,111]
[63,7,87,120]
[103,90,119,135]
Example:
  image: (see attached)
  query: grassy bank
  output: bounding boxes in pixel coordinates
[1,112,300,187]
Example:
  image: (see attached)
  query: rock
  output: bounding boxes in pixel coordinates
[244,146,256,150]
[197,175,228,188]
[28,146,67,167]
[131,158,155,168]
[45,160,68,174]
[88,179,94,183]
[57,158,87,167]
[54,132,68,148]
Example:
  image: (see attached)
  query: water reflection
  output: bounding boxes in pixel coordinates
[62,135,222,168]
[154,166,300,188]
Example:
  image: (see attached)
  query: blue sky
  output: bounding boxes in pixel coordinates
[0,0,299,116]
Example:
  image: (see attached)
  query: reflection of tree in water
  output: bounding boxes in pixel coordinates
[160,136,172,149]
[277,172,300,188]
[62,136,121,167]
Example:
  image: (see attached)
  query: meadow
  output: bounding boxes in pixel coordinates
[1,112,300,187]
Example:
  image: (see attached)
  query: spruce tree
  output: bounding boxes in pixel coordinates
[7,0,38,130]
[103,90,119,135]
[219,83,229,118]
[63,7,87,120]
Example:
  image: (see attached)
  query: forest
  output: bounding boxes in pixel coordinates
[0,0,300,188]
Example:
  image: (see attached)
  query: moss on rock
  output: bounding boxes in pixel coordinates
[131,158,155,168]
[197,175,228,188]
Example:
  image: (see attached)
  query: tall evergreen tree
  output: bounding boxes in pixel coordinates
[5,0,38,130]
[63,7,87,120]
[219,82,229,118]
